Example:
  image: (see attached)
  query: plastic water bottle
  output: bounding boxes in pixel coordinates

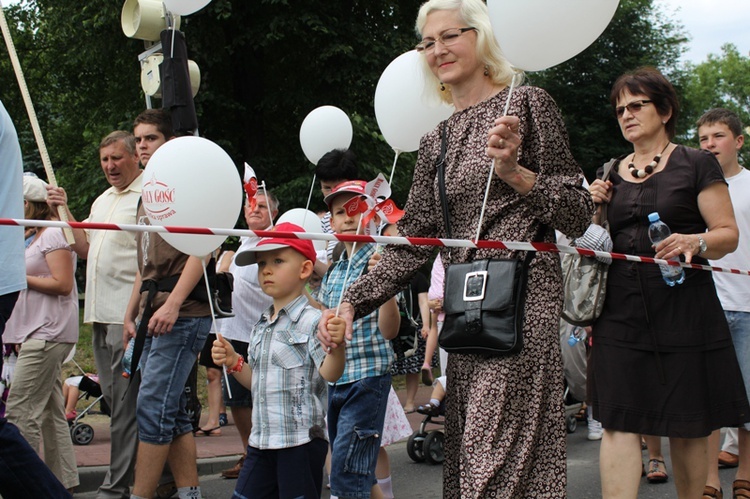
[122,337,135,379]
[647,212,685,286]
[567,327,588,347]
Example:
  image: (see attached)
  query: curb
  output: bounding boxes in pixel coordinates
[75,455,242,495]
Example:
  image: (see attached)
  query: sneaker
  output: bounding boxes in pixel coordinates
[219,412,228,427]
[221,454,246,479]
[587,417,603,441]
[155,480,177,498]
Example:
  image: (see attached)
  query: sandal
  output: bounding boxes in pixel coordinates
[703,485,723,499]
[195,426,222,436]
[646,458,668,484]
[734,479,750,499]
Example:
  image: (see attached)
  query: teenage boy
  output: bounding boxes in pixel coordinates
[124,108,209,499]
[698,108,749,498]
[211,222,346,498]
[318,181,400,499]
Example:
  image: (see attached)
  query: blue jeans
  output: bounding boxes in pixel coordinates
[136,316,211,444]
[726,310,750,431]
[221,340,253,408]
[233,439,328,499]
[328,374,391,499]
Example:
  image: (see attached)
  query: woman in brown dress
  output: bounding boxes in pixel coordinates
[588,67,749,498]
[317,0,593,496]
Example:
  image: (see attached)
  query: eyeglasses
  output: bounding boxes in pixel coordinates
[615,99,652,118]
[415,27,477,53]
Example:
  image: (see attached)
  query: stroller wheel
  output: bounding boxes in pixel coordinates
[423,431,445,465]
[71,423,94,445]
[407,431,426,463]
[566,414,578,434]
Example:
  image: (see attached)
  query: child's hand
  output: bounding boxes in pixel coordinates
[421,326,430,339]
[326,316,347,346]
[212,333,239,368]
[428,298,443,312]
[367,251,382,272]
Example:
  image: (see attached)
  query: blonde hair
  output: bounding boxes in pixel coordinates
[415,0,518,105]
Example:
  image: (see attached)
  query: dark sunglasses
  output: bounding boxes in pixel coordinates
[615,99,652,118]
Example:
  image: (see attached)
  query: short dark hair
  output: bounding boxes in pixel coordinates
[315,149,358,182]
[100,130,136,155]
[610,67,679,139]
[133,109,175,139]
[697,108,743,138]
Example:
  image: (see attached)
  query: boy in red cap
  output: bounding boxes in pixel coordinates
[319,182,400,499]
[212,222,346,498]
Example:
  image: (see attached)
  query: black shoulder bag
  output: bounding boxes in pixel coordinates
[436,125,545,356]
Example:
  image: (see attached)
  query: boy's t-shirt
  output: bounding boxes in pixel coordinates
[247,294,327,450]
[319,244,394,384]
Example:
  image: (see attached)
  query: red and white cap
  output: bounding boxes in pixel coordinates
[235,222,317,266]
[323,180,368,210]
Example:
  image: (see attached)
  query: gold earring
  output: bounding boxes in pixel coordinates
[440,82,445,91]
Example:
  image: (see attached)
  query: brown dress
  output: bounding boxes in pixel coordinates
[589,146,750,437]
[344,86,593,498]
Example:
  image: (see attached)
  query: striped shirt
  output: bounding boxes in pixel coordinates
[319,244,393,384]
[247,294,327,449]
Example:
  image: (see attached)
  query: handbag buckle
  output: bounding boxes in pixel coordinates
[463,270,488,302]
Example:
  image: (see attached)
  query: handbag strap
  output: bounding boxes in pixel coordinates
[598,158,616,228]
[436,124,451,238]
[436,124,547,261]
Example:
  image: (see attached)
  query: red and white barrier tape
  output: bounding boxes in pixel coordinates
[2,218,748,276]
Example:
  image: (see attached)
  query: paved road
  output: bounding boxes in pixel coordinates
[174,427,741,498]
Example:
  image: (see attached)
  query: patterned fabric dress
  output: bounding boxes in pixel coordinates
[344,86,593,498]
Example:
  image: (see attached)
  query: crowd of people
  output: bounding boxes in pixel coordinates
[0,0,749,498]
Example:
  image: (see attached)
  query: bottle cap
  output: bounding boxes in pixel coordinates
[647,212,660,223]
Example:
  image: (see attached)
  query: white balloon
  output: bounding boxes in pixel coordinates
[487,0,619,72]
[142,137,243,257]
[163,0,212,16]
[277,208,326,253]
[375,51,454,153]
[299,106,353,165]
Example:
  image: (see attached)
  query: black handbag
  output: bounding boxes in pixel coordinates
[435,125,543,356]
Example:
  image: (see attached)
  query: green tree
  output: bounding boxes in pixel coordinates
[681,44,750,166]
[529,0,688,180]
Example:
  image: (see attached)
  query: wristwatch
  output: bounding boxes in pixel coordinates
[697,235,707,255]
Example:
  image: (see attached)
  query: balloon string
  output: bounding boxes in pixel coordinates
[387,149,401,186]
[260,181,273,228]
[303,173,316,229]
[202,258,232,399]
[475,72,521,242]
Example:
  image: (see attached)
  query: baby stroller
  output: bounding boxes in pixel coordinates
[68,362,111,445]
[406,376,446,465]
[560,320,587,433]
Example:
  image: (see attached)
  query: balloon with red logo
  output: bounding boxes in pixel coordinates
[141,136,243,257]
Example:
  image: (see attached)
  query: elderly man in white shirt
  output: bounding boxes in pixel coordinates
[47,130,142,498]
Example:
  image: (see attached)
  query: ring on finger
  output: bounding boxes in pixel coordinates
[498,138,505,148]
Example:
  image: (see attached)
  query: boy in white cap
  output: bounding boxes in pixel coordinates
[212,222,346,498]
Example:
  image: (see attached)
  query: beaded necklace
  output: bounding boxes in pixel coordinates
[628,142,671,179]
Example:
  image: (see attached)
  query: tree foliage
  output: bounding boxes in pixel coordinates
[681,44,750,166]
[529,0,688,180]
[0,0,694,219]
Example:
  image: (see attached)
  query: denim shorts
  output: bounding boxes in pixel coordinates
[726,311,750,431]
[328,374,390,499]
[221,340,253,408]
[136,316,211,444]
